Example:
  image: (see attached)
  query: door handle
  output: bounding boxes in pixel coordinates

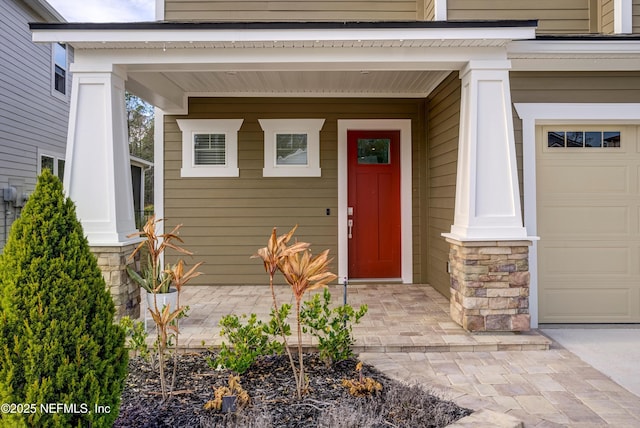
[348,219,353,239]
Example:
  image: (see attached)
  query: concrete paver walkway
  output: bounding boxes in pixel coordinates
[170,283,551,352]
[139,283,640,427]
[360,349,640,427]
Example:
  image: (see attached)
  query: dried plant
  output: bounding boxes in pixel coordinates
[341,361,383,397]
[126,216,203,401]
[279,247,337,398]
[127,215,194,294]
[252,226,309,397]
[165,259,203,395]
[204,375,250,412]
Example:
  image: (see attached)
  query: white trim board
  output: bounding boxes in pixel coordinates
[615,0,633,34]
[514,103,640,328]
[153,107,165,243]
[337,119,413,284]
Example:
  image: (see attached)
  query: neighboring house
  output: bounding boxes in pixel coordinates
[130,154,153,228]
[30,0,640,328]
[0,0,71,250]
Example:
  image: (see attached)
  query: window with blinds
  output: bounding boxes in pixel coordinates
[194,134,226,166]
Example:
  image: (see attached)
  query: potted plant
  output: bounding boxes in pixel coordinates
[126,215,203,400]
[127,216,198,313]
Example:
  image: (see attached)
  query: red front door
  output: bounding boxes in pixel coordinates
[347,130,401,279]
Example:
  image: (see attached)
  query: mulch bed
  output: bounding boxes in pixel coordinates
[115,352,471,427]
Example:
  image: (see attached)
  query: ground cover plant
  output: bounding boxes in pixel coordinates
[0,170,127,427]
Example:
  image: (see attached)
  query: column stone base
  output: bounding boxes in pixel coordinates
[91,243,141,319]
[446,238,532,332]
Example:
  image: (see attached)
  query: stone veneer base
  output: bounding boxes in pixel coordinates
[91,243,141,319]
[446,238,533,332]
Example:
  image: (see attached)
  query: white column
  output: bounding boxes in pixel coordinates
[64,65,138,245]
[445,60,528,241]
[614,0,633,34]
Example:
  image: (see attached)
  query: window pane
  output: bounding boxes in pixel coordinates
[54,65,65,94]
[276,134,308,165]
[194,134,226,165]
[584,132,602,148]
[358,138,390,164]
[547,131,565,148]
[53,44,66,95]
[57,159,65,180]
[41,155,54,173]
[54,43,66,68]
[566,132,584,148]
[603,131,621,147]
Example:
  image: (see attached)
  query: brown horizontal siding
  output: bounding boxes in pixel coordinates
[426,72,460,297]
[164,97,426,285]
[634,0,640,33]
[164,0,418,21]
[448,0,590,34]
[510,71,640,104]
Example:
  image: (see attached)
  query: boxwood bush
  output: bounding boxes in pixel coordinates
[0,170,128,427]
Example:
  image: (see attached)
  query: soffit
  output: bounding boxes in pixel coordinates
[128,69,452,97]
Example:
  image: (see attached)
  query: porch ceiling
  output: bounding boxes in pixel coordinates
[125,69,452,103]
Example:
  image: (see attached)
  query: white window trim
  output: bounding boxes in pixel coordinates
[259,119,325,177]
[514,103,640,328]
[176,119,243,177]
[51,43,68,100]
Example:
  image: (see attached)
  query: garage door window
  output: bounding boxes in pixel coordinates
[547,130,621,148]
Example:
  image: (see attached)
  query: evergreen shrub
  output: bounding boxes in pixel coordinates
[0,170,128,427]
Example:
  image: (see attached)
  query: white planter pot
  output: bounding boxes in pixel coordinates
[144,288,178,329]
[146,288,178,312]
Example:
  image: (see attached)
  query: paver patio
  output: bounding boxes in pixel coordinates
[138,283,640,427]
[162,283,551,352]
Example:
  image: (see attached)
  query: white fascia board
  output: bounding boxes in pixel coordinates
[508,40,640,71]
[32,26,536,45]
[509,40,640,55]
[70,46,506,71]
[515,103,640,123]
[510,57,640,71]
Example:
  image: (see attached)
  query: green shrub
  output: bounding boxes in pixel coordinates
[120,316,150,360]
[210,305,290,374]
[0,170,128,427]
[300,288,368,365]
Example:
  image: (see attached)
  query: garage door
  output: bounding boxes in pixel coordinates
[537,125,640,323]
